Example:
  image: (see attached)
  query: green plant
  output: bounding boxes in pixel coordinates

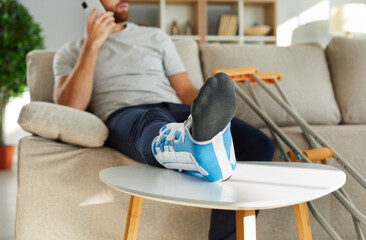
[0,0,44,145]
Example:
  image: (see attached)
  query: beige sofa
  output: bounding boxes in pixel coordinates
[16,37,366,240]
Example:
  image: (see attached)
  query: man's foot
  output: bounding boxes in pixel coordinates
[151,72,237,181]
[191,72,237,141]
[151,115,236,182]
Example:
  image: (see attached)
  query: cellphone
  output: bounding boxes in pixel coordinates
[81,0,106,17]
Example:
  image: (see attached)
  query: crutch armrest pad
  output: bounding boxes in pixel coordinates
[212,66,259,82]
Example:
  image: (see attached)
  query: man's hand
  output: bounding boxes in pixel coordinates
[85,9,116,49]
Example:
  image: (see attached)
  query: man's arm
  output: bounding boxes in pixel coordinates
[54,9,116,110]
[169,72,199,106]
[54,44,98,110]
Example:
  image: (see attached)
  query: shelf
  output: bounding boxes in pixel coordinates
[166,3,198,35]
[169,35,201,41]
[129,0,277,45]
[244,35,276,41]
[206,35,240,41]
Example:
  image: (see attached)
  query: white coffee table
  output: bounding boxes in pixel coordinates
[100,161,346,240]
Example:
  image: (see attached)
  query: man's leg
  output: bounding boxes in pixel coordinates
[105,103,178,167]
[106,72,237,169]
[209,117,275,240]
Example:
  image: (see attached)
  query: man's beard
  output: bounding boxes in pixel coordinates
[114,11,129,23]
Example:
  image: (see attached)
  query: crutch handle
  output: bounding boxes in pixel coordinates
[288,147,333,164]
[212,66,259,82]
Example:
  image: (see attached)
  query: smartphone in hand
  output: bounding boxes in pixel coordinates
[81,0,106,17]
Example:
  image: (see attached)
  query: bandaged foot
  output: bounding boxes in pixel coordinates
[151,72,237,182]
[151,115,236,182]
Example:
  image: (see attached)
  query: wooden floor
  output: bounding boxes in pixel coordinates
[0,163,17,240]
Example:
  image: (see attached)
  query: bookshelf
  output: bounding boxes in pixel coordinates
[129,0,277,45]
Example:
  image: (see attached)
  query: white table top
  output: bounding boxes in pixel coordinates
[100,162,346,210]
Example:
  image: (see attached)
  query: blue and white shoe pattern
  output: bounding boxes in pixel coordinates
[151,115,237,182]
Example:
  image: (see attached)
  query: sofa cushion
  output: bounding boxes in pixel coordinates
[200,43,341,128]
[26,50,56,102]
[326,37,366,123]
[26,40,203,103]
[18,101,108,147]
[174,40,204,88]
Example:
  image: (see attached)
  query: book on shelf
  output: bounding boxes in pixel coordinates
[229,15,238,35]
[218,14,238,36]
[217,15,226,35]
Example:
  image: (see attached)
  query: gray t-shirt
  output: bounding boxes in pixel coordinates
[53,23,186,121]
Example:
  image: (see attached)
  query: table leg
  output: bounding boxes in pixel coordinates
[124,195,144,240]
[293,202,312,240]
[236,210,256,240]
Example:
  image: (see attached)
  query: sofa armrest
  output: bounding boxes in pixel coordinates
[18,101,108,147]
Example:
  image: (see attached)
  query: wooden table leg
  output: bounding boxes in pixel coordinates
[236,210,256,240]
[294,202,312,240]
[124,195,144,240]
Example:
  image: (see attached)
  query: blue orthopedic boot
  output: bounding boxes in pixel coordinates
[152,115,237,182]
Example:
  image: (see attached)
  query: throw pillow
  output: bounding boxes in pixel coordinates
[18,101,108,147]
[326,37,366,123]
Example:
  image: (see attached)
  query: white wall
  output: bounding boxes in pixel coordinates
[277,0,366,46]
[7,0,366,148]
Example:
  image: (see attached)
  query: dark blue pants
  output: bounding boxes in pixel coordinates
[105,102,274,240]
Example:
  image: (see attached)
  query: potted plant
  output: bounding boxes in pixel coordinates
[0,0,44,170]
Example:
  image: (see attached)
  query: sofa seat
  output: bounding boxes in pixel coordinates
[16,136,211,240]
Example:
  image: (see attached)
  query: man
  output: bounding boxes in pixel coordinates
[53,0,274,238]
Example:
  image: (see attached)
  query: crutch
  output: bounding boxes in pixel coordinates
[212,66,366,240]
